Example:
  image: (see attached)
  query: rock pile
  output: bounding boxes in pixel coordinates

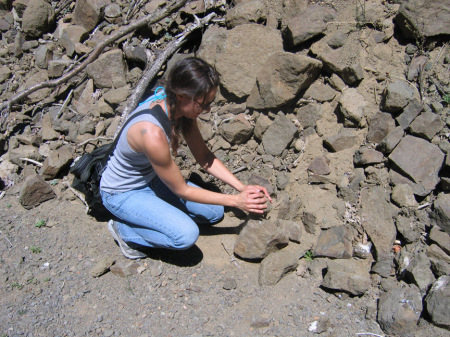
[0,0,449,335]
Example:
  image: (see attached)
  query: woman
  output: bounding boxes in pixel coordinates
[100,57,271,259]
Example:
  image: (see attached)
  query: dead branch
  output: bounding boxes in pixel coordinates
[116,12,217,136]
[0,0,188,127]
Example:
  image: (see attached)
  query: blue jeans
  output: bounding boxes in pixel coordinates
[100,176,224,250]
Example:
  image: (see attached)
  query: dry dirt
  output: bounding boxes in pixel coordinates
[1,188,448,337]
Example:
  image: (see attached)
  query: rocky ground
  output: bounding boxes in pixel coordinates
[1,0,450,336]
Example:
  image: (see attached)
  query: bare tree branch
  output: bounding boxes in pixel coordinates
[0,0,188,127]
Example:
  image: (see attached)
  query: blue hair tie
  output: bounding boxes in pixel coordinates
[139,87,167,106]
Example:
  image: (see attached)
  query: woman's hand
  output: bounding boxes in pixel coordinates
[236,185,273,214]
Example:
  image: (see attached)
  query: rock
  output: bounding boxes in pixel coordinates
[408,110,445,141]
[48,60,71,78]
[19,174,56,209]
[89,257,115,278]
[198,24,283,99]
[360,186,398,260]
[303,81,336,102]
[110,260,146,277]
[425,276,450,330]
[395,0,450,40]
[353,147,384,166]
[261,113,297,156]
[225,0,267,28]
[73,0,109,32]
[432,193,450,234]
[377,283,423,336]
[22,0,55,39]
[395,215,421,244]
[371,257,394,278]
[377,126,404,154]
[39,146,73,180]
[296,103,323,129]
[307,156,330,175]
[338,88,367,127]
[366,112,396,143]
[407,55,428,81]
[283,4,336,46]
[0,65,11,83]
[381,80,417,113]
[404,250,435,292]
[313,226,353,259]
[40,113,60,141]
[396,98,423,129]
[222,114,253,145]
[9,144,42,167]
[389,135,445,196]
[247,52,322,110]
[428,225,450,255]
[258,248,299,286]
[86,49,127,88]
[391,184,418,208]
[253,114,272,140]
[234,219,289,260]
[426,244,450,277]
[324,128,359,152]
[321,259,371,296]
[19,69,52,103]
[59,24,89,57]
[103,86,130,106]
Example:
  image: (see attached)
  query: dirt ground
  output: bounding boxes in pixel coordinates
[1,189,448,337]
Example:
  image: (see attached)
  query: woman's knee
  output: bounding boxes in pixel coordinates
[172,224,199,250]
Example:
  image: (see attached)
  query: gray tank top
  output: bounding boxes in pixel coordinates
[100,102,172,193]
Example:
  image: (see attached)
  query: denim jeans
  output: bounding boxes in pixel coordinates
[100,176,224,250]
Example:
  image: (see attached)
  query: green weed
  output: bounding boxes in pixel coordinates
[11,282,24,290]
[304,250,314,262]
[30,246,42,253]
[443,94,450,104]
[6,204,11,208]
[34,220,46,228]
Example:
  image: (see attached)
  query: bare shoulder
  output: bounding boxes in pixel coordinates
[128,121,168,152]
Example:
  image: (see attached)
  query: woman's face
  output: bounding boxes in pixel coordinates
[176,88,217,120]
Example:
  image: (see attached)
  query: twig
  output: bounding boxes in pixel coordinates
[221,240,240,268]
[355,333,385,337]
[62,180,89,213]
[231,166,247,174]
[117,12,217,136]
[417,202,431,210]
[0,0,188,127]
[55,89,73,120]
[19,158,43,167]
[0,191,5,199]
[0,230,13,248]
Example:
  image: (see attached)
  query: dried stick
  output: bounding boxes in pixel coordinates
[0,0,188,126]
[62,180,89,213]
[55,89,73,120]
[19,158,43,167]
[116,12,217,136]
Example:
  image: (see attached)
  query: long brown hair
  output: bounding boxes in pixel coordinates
[165,57,220,153]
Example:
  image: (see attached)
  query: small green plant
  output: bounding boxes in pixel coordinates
[304,250,314,262]
[50,179,58,186]
[18,309,27,316]
[34,220,46,228]
[443,94,450,104]
[11,282,24,290]
[6,203,11,208]
[44,277,51,282]
[30,246,42,253]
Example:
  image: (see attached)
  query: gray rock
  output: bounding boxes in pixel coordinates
[284,4,336,46]
[110,260,146,277]
[34,45,53,69]
[327,30,349,49]
[261,113,297,156]
[391,184,418,208]
[389,135,445,196]
[222,114,253,145]
[302,211,317,234]
[234,219,289,260]
[367,112,396,143]
[9,144,42,167]
[381,80,417,113]
[396,98,423,129]
[407,55,428,81]
[277,219,302,243]
[258,249,299,286]
[377,126,404,154]
[371,257,394,278]
[89,257,115,278]
[308,156,330,175]
[426,244,450,277]
[19,69,52,103]
[404,251,435,292]
[338,88,367,127]
[19,174,56,209]
[48,60,71,78]
[377,283,423,336]
[432,193,450,234]
[324,128,359,152]
[198,24,283,99]
[296,103,323,129]
[73,0,109,32]
[396,0,450,39]
[353,147,384,166]
[303,81,337,102]
[395,215,421,244]
[276,171,290,191]
[39,146,73,180]
[429,225,450,255]
[59,24,88,57]
[425,275,450,330]
[86,49,127,88]
[247,52,322,110]
[40,112,60,141]
[321,259,371,296]
[103,86,130,106]
[225,0,266,28]
[247,174,274,196]
[22,0,55,39]
[253,114,271,140]
[360,186,398,260]
[408,110,445,141]
[313,226,353,259]
[0,65,11,83]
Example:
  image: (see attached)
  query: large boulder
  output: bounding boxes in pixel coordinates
[21,0,55,39]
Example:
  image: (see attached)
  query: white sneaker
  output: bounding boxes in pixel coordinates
[108,220,147,259]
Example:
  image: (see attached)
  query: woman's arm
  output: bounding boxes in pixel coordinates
[128,121,269,213]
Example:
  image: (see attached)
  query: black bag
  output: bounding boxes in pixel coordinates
[70,143,113,217]
[69,109,153,218]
